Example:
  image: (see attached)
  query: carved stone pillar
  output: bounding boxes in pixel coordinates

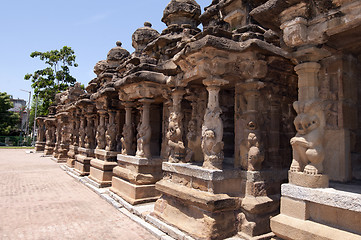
[56,113,70,162]
[166,88,186,163]
[105,110,117,151]
[240,80,265,171]
[44,118,55,156]
[185,95,197,162]
[121,102,135,155]
[136,99,153,159]
[35,117,46,152]
[85,113,96,150]
[53,117,61,158]
[289,61,328,188]
[269,100,281,168]
[73,109,81,147]
[68,111,75,147]
[79,113,86,148]
[67,108,80,168]
[116,109,123,153]
[201,79,228,169]
[96,111,107,150]
[161,99,172,159]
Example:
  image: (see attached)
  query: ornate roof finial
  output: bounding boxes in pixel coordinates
[132,22,160,52]
[162,0,201,28]
[144,22,152,27]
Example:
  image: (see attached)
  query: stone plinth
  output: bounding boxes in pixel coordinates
[238,170,288,238]
[289,171,329,188]
[54,143,69,163]
[153,162,242,240]
[66,145,78,168]
[94,148,118,161]
[271,183,361,240]
[35,141,45,152]
[74,147,94,176]
[88,149,118,187]
[44,143,55,156]
[110,154,163,205]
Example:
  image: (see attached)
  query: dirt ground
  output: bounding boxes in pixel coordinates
[0,149,157,240]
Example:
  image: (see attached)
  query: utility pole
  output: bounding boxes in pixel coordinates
[20,89,31,145]
[32,93,38,146]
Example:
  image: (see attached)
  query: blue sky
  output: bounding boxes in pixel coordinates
[0,0,210,103]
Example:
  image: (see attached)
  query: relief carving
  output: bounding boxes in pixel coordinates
[247,132,264,171]
[166,112,186,163]
[290,100,325,175]
[136,103,152,158]
[202,106,224,169]
[105,112,117,151]
[96,113,106,149]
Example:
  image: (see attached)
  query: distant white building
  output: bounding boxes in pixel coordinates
[9,98,28,132]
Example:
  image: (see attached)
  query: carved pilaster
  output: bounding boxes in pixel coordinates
[96,111,107,150]
[166,88,186,163]
[116,110,123,153]
[85,107,96,150]
[79,112,86,148]
[239,81,265,171]
[73,109,80,147]
[136,99,153,159]
[36,118,45,142]
[201,78,228,170]
[121,102,135,155]
[161,99,172,159]
[289,61,328,187]
[105,110,117,151]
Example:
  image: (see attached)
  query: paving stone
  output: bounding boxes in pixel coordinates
[0,149,157,240]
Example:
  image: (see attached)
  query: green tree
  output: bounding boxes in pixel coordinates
[24,46,78,115]
[0,92,20,135]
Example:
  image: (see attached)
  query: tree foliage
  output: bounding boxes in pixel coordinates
[0,92,20,135]
[24,46,78,115]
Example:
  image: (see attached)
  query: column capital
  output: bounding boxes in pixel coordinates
[237,80,265,92]
[294,62,321,73]
[203,77,229,87]
[138,98,154,105]
[122,101,135,108]
[292,46,331,64]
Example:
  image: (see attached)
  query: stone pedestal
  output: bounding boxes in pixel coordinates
[271,183,361,240]
[35,141,46,152]
[56,144,69,163]
[110,154,163,205]
[238,170,287,239]
[44,143,55,156]
[88,149,118,187]
[153,162,242,240]
[67,145,78,168]
[74,147,94,176]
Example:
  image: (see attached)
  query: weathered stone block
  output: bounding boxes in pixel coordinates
[110,176,160,205]
[89,166,113,187]
[153,194,237,240]
[280,196,309,220]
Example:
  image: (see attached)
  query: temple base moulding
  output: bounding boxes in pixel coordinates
[74,147,94,176]
[288,171,329,188]
[35,141,45,152]
[271,183,361,239]
[153,162,242,240]
[88,149,120,187]
[110,154,163,205]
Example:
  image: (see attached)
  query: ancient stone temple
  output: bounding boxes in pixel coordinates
[37,0,361,239]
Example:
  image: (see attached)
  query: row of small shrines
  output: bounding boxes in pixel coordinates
[33,85,291,239]
[30,0,361,238]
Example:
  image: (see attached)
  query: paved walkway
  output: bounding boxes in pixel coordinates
[0,149,157,240]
